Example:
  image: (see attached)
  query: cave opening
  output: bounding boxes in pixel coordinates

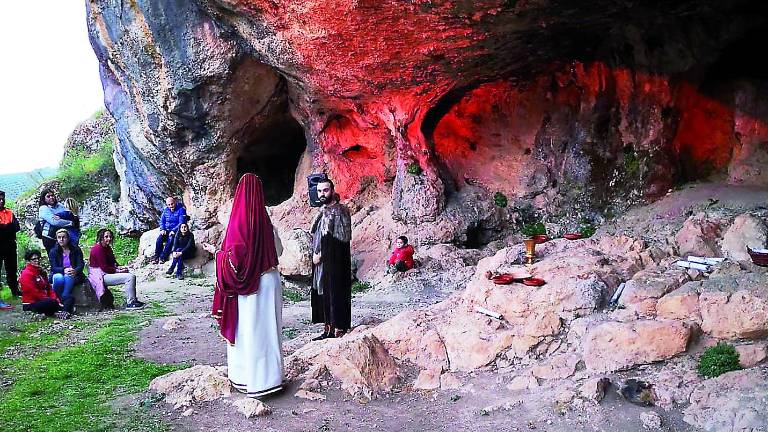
[236,113,307,206]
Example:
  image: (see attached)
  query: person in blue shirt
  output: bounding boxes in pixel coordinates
[38,189,74,252]
[153,197,187,263]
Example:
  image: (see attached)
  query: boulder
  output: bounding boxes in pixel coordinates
[735,342,768,368]
[531,354,580,380]
[413,367,442,390]
[656,284,701,322]
[684,368,768,431]
[440,373,462,390]
[507,373,539,391]
[277,228,313,279]
[699,289,768,339]
[640,411,663,430]
[619,268,691,317]
[720,214,768,261]
[233,398,271,418]
[578,377,610,403]
[674,213,722,257]
[139,228,161,260]
[294,390,326,401]
[148,365,230,409]
[284,333,399,399]
[583,320,691,373]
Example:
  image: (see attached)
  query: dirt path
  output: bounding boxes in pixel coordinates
[132,264,697,431]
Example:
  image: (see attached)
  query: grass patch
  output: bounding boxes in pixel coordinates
[57,136,119,203]
[351,280,372,294]
[0,310,181,431]
[493,191,508,208]
[406,162,423,176]
[282,327,298,339]
[698,342,741,378]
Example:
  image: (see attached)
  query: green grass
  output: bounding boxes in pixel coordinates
[57,136,119,203]
[0,310,181,432]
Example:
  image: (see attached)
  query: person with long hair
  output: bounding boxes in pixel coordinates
[203,174,284,398]
[37,189,73,252]
[48,229,84,314]
[165,222,195,279]
[88,228,146,311]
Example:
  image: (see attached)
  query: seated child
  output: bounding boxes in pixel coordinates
[388,235,415,273]
[166,222,195,280]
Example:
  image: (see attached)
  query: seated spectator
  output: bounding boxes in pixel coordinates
[88,228,146,311]
[153,197,187,264]
[38,189,74,252]
[387,235,415,273]
[166,222,195,280]
[19,250,72,319]
[48,229,84,314]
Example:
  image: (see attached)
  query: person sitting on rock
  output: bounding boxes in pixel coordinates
[166,222,195,280]
[153,196,187,264]
[89,228,146,311]
[48,229,84,315]
[19,249,72,319]
[387,235,415,273]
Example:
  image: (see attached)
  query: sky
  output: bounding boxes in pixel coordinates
[0,2,104,174]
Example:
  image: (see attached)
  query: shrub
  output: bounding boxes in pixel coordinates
[493,191,508,208]
[57,137,119,202]
[406,162,423,176]
[698,343,741,378]
[351,280,372,294]
[521,221,546,237]
[579,221,597,238]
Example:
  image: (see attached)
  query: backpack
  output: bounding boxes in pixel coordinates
[33,220,45,239]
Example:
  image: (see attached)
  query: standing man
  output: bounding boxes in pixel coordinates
[153,196,187,263]
[0,190,21,298]
[310,179,352,340]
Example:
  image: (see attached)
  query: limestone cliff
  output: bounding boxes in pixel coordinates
[86,0,768,250]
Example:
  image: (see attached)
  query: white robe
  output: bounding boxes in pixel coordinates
[226,228,284,397]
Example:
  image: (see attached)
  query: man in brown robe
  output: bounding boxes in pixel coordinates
[310,179,352,340]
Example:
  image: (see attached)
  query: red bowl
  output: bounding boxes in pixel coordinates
[492,274,518,285]
[532,234,549,244]
[522,277,546,286]
[564,233,582,240]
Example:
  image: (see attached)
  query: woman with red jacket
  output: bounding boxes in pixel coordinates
[19,249,72,318]
[388,235,415,272]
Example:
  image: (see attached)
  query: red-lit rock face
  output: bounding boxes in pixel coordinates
[88,0,768,241]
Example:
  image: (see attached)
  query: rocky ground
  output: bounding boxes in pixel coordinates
[133,182,768,431]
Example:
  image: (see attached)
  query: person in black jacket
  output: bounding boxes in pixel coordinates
[48,229,85,314]
[0,190,21,297]
[166,222,195,280]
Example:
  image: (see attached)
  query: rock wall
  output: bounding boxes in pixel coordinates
[86,0,768,250]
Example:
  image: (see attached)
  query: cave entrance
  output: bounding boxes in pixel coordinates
[236,113,306,206]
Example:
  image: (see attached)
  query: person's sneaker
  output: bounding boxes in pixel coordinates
[176,274,184,280]
[54,311,71,320]
[165,269,174,275]
[0,301,12,311]
[126,301,146,311]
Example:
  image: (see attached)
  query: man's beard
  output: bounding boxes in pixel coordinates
[318,194,332,204]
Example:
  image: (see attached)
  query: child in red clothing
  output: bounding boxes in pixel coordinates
[19,250,72,318]
[388,236,415,273]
